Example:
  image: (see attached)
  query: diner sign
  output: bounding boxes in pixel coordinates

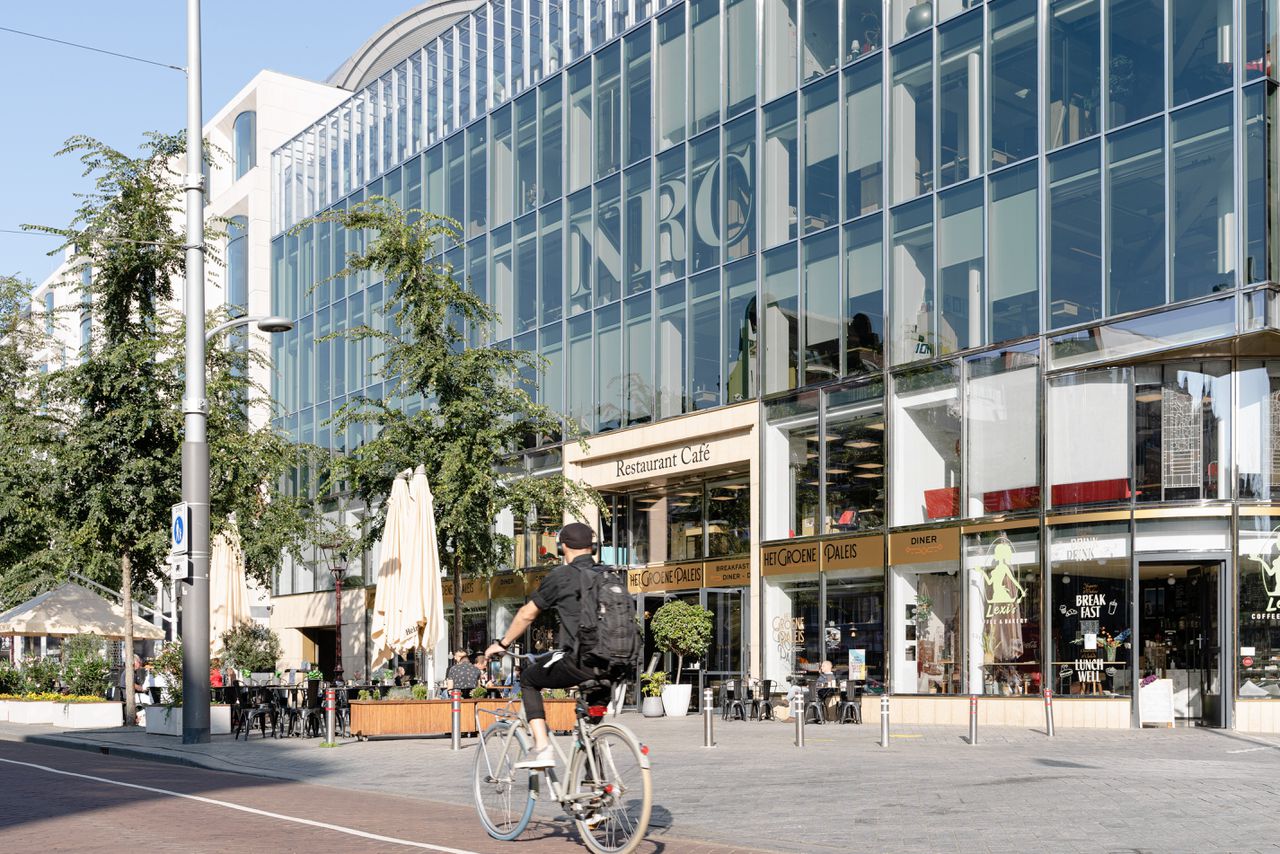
[704,557,750,587]
[627,561,704,593]
[761,541,820,576]
[820,534,883,572]
[523,568,550,595]
[490,573,526,600]
[888,527,960,565]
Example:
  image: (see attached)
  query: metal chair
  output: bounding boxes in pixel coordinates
[838,682,863,724]
[754,680,775,721]
[297,679,325,737]
[235,685,276,740]
[722,680,747,721]
[803,681,826,725]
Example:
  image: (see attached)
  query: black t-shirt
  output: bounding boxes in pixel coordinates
[531,555,599,650]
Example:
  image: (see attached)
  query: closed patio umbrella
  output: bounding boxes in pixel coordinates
[409,466,448,685]
[209,528,249,656]
[370,469,413,671]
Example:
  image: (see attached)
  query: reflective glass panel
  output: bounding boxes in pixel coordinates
[891,361,961,525]
[1048,141,1102,328]
[690,0,721,135]
[724,258,758,403]
[938,179,984,354]
[844,57,883,219]
[938,12,982,188]
[1106,118,1165,315]
[657,146,687,284]
[568,61,593,191]
[803,0,838,82]
[989,0,1037,168]
[597,302,622,431]
[891,34,933,202]
[803,76,840,233]
[890,196,935,364]
[625,26,653,164]
[690,270,721,409]
[965,345,1039,515]
[988,161,1038,342]
[657,281,688,417]
[595,175,623,304]
[690,130,721,272]
[568,188,593,313]
[844,214,884,374]
[765,0,799,102]
[764,96,799,248]
[1171,96,1235,301]
[540,76,564,202]
[803,229,841,384]
[1107,0,1163,128]
[625,161,653,295]
[625,293,654,425]
[657,10,687,149]
[1171,0,1233,106]
[1047,367,1131,507]
[764,243,800,394]
[595,42,622,179]
[540,200,564,324]
[726,0,757,117]
[725,113,757,261]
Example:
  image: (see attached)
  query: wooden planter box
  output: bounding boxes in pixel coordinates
[350,697,577,738]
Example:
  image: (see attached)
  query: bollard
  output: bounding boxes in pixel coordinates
[879,694,890,748]
[1043,688,1056,738]
[450,689,462,750]
[968,694,978,745]
[702,688,716,748]
[325,687,336,744]
[793,694,805,747]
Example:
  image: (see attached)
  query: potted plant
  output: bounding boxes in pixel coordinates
[143,641,232,736]
[219,622,283,683]
[650,600,713,717]
[639,671,667,718]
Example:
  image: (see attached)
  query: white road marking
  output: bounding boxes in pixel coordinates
[0,754,483,853]
[1227,746,1270,754]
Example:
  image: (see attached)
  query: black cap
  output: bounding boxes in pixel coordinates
[557,522,595,549]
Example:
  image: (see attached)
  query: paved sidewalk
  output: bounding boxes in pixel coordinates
[4,714,1279,852]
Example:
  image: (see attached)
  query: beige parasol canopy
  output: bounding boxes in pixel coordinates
[0,582,164,640]
[410,466,448,683]
[370,469,413,670]
[210,528,256,656]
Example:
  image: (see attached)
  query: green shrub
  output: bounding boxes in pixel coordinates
[62,637,112,698]
[219,622,282,674]
[152,642,184,708]
[470,685,488,699]
[357,689,373,701]
[411,683,430,700]
[0,659,21,694]
[640,671,668,698]
[20,655,60,693]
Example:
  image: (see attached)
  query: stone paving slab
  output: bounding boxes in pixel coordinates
[4,714,1279,852]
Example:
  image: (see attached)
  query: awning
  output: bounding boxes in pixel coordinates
[0,582,165,640]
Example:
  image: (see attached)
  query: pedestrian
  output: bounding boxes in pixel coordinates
[445,649,482,692]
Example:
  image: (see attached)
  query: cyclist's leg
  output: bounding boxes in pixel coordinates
[520,653,591,751]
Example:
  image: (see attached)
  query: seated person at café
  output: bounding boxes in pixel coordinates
[120,655,148,705]
[445,650,483,691]
[394,665,408,687]
[816,660,838,697]
[473,653,495,688]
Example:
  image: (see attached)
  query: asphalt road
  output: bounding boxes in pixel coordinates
[0,740,759,854]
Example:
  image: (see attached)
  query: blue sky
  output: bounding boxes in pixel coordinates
[0,2,421,286]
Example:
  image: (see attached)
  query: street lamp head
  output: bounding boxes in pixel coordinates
[255,315,294,334]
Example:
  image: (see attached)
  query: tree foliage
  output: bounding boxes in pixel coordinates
[218,622,283,674]
[650,600,714,684]
[298,198,599,647]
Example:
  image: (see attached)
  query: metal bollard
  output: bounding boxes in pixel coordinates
[968,694,978,745]
[1043,688,1056,738]
[879,694,890,748]
[793,694,805,747]
[702,688,716,748]
[450,689,462,750]
[325,687,336,744]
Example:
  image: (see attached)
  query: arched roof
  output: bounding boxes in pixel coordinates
[327,0,485,91]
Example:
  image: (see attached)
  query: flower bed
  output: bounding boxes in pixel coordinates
[0,694,121,728]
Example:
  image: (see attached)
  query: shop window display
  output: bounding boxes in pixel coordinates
[1049,522,1131,697]
[764,575,821,683]
[824,569,885,689]
[1240,516,1280,698]
[890,561,961,694]
[965,528,1041,696]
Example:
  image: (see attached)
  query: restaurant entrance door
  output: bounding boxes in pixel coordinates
[1137,559,1224,727]
[702,587,747,695]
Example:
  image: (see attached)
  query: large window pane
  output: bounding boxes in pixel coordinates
[467,121,488,238]
[725,113,757,260]
[1172,96,1236,301]
[844,0,883,61]
[516,214,538,334]
[515,93,538,216]
[938,12,982,188]
[1239,515,1280,697]
[568,313,593,431]
[938,180,984,354]
[1107,0,1164,128]
[844,58,883,219]
[1171,0,1233,106]
[803,76,839,233]
[803,0,838,82]
[1133,362,1232,502]
[595,43,622,179]
[690,0,720,135]
[844,214,884,374]
[468,236,489,347]
[764,96,799,248]
[568,61,593,192]
[1048,0,1100,150]
[492,226,514,341]
[825,385,885,531]
[891,34,933,203]
[597,303,622,431]
[446,134,466,226]
[657,146,687,284]
[989,0,1037,168]
[891,362,961,525]
[965,528,1041,696]
[1244,84,1277,286]
[890,196,935,364]
[891,560,962,694]
[1049,522,1131,698]
[988,162,1038,342]
[1048,141,1102,328]
[965,346,1039,516]
[492,105,514,227]
[595,176,623,305]
[1244,0,1273,83]
[690,270,721,409]
[803,230,840,384]
[1107,119,1165,315]
[724,258,758,403]
[540,76,564,203]
[726,0,757,118]
[1048,367,1131,507]
[1238,360,1280,500]
[690,130,721,272]
[765,0,799,102]
[657,281,687,417]
[625,162,653,295]
[540,201,564,324]
[568,188,593,313]
[657,9,686,150]
[625,293,654,425]
[625,26,652,165]
[764,244,800,394]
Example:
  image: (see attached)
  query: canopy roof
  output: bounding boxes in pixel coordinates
[0,582,165,639]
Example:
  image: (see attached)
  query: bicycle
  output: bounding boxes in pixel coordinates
[472,652,653,854]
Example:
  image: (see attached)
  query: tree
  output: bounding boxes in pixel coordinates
[300,198,598,649]
[650,600,713,685]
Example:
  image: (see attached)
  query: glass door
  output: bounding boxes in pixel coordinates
[1137,560,1224,726]
[702,588,747,696]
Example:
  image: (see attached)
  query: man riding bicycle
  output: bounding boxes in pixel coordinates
[485,522,614,770]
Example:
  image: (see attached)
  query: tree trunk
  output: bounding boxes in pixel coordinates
[451,555,463,652]
[676,653,684,686]
[122,553,135,726]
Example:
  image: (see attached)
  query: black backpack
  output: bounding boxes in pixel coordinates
[574,563,640,670]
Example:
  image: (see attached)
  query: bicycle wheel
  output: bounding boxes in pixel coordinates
[567,724,652,854]
[472,720,536,840]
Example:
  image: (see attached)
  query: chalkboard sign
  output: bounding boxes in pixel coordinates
[1140,678,1175,727]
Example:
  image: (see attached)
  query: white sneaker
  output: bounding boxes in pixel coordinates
[514,745,556,770]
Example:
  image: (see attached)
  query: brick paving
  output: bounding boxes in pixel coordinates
[3,713,1280,852]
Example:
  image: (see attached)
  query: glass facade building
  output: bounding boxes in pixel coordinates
[273,0,1280,727]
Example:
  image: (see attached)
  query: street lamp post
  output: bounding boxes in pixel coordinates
[318,541,348,681]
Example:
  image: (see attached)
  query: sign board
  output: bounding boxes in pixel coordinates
[168,555,190,583]
[1139,678,1175,727]
[848,648,867,681]
[820,534,884,572]
[704,557,750,587]
[626,561,704,593]
[888,527,960,565]
[170,503,191,556]
[760,541,821,576]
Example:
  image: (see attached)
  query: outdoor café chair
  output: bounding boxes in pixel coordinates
[838,682,863,725]
[753,680,775,721]
[722,680,747,721]
[297,679,324,737]
[803,681,826,725]
[235,685,276,740]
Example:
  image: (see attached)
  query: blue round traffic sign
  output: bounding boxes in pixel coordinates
[173,516,185,546]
